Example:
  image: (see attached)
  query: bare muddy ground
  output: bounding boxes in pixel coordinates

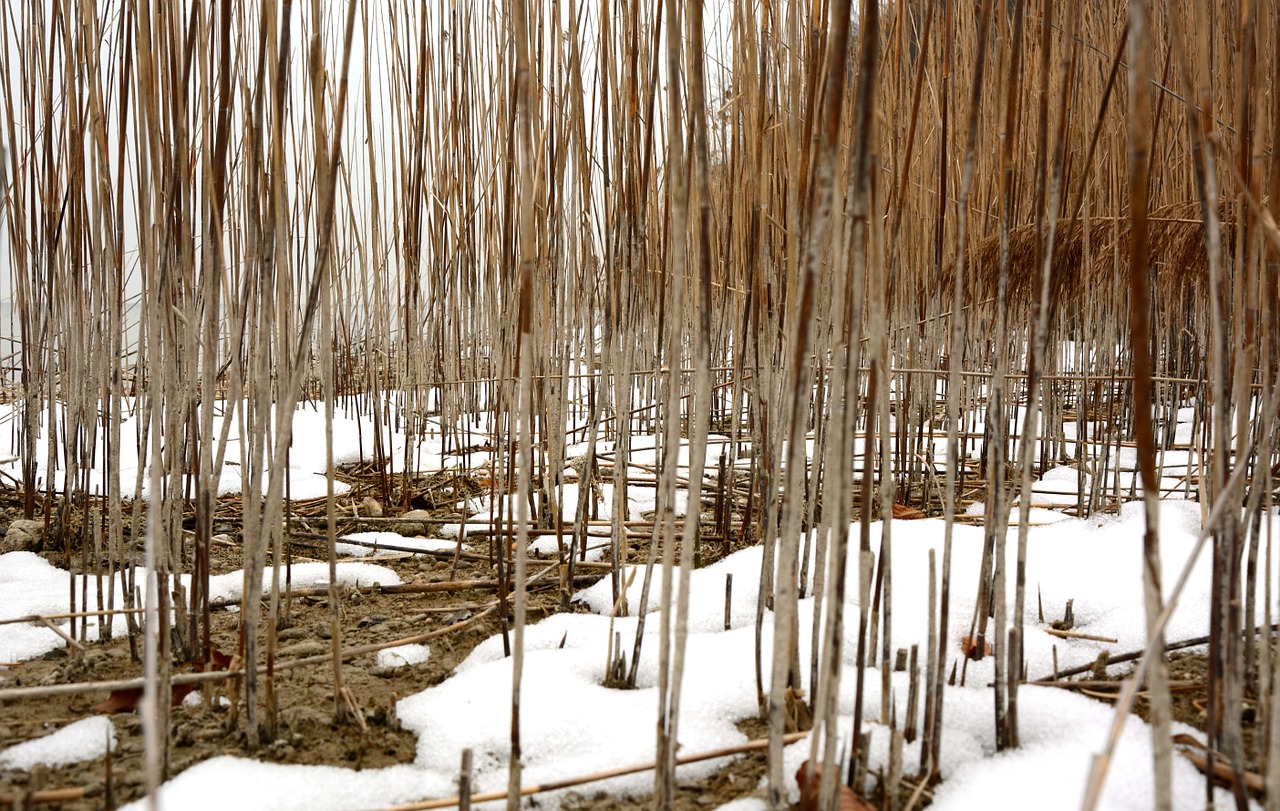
[0,480,780,810]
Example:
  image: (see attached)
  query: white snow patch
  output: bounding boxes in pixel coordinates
[376,643,430,671]
[0,717,116,769]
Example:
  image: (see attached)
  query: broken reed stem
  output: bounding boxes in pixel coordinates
[506,0,538,805]
[1034,626,1280,685]
[1127,2,1177,807]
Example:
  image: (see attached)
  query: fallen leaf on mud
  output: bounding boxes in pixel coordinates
[192,648,233,672]
[795,761,875,811]
[961,635,994,659]
[891,503,926,520]
[93,683,198,714]
[93,649,234,713]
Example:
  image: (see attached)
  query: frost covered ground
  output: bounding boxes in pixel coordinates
[0,399,1265,810]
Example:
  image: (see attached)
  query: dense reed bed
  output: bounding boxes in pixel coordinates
[0,1,1278,808]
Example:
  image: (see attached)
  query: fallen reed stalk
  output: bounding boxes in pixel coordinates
[0,788,86,806]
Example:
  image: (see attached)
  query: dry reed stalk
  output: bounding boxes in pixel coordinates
[1122,8,1174,797]
[506,0,539,805]
[654,0,719,805]
[1264,12,1280,797]
[1161,2,1242,808]
[759,0,857,803]
[920,0,956,782]
[647,0,701,803]
[972,0,1027,755]
[2,2,1279,809]
[1006,0,1079,751]
[315,0,347,724]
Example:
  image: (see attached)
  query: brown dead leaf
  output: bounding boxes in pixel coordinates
[91,687,143,714]
[961,635,994,659]
[891,503,926,520]
[92,650,234,713]
[795,761,875,811]
[92,683,198,714]
[192,647,233,672]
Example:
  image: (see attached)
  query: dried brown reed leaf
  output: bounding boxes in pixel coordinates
[960,635,994,659]
[785,686,814,733]
[795,760,875,811]
[192,648,233,672]
[92,684,198,714]
[891,503,926,520]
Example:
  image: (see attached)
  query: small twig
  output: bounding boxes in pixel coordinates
[1030,623,1279,683]
[36,618,85,652]
[340,684,368,733]
[900,768,934,811]
[0,608,146,627]
[1042,628,1117,644]
[1037,679,1200,693]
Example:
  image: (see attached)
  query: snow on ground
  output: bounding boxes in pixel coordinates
[334,532,461,557]
[0,397,1260,810]
[375,643,430,671]
[121,759,447,811]
[10,497,1260,809]
[964,501,1072,524]
[0,554,400,664]
[105,496,1259,810]
[205,562,400,606]
[0,717,116,770]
